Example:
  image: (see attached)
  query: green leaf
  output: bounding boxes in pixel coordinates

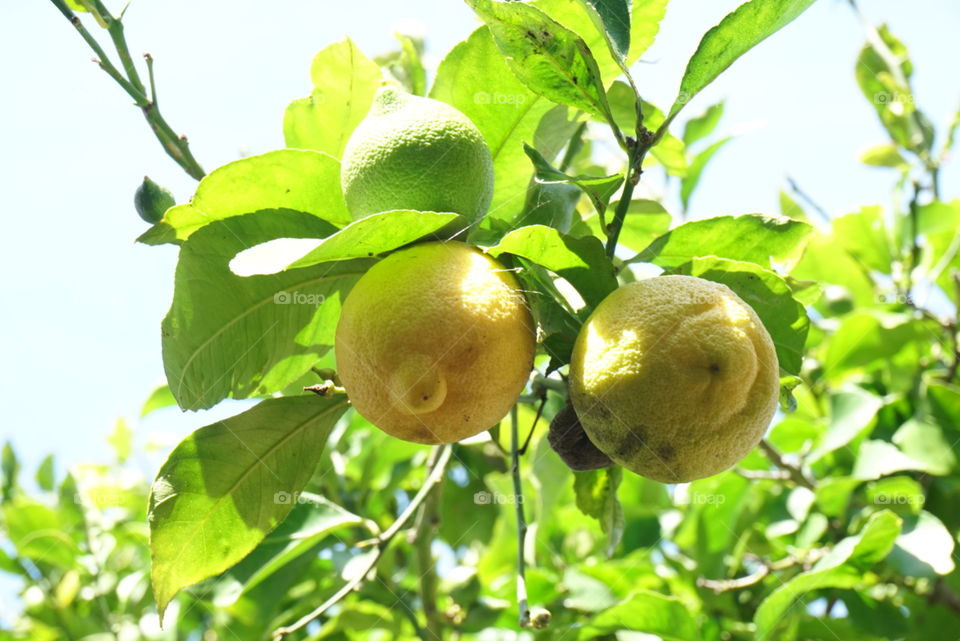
[853,440,942,480]
[35,455,55,492]
[575,0,631,63]
[778,189,808,220]
[631,214,814,271]
[283,210,459,270]
[855,25,932,154]
[683,101,725,146]
[465,0,615,124]
[148,395,348,617]
[1,442,17,501]
[138,150,351,245]
[162,210,370,410]
[578,198,671,252]
[858,143,908,169]
[488,224,618,307]
[754,510,901,640]
[512,260,583,367]
[573,467,624,555]
[832,205,894,274]
[283,38,382,157]
[792,231,876,306]
[1,500,76,568]
[583,590,699,640]
[671,257,809,374]
[431,27,555,221]
[680,136,732,212]
[667,0,817,120]
[140,384,177,418]
[945,103,960,153]
[520,181,582,233]
[821,313,921,381]
[523,143,624,216]
[864,476,925,516]
[887,511,956,577]
[892,418,957,475]
[534,0,667,88]
[375,32,427,96]
[808,388,884,463]
[107,418,133,464]
[226,496,363,597]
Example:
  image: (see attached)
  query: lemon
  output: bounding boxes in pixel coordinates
[335,241,535,444]
[569,275,779,483]
[340,86,494,226]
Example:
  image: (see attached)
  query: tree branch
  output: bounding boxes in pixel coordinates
[758,440,815,489]
[48,0,205,180]
[271,444,453,640]
[412,467,445,640]
[698,549,826,594]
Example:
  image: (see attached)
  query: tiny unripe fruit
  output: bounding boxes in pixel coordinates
[134,176,175,224]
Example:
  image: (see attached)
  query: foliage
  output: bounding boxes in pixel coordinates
[4,0,960,639]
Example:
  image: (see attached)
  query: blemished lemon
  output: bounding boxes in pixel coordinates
[569,275,779,483]
[335,241,535,444]
[340,86,494,226]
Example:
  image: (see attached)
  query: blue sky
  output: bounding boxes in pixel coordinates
[1,0,957,497]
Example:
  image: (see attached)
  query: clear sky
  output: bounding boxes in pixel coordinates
[1,0,958,501]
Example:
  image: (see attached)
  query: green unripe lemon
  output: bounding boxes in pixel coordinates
[569,275,779,483]
[340,86,494,226]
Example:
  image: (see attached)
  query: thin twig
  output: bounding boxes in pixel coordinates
[412,470,445,640]
[758,440,815,489]
[786,176,831,222]
[698,549,826,593]
[271,445,453,640]
[48,0,205,180]
[510,406,531,628]
[518,395,547,456]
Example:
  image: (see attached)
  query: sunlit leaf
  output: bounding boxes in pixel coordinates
[149,395,348,617]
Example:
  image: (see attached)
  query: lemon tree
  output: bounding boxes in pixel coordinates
[8,1,960,640]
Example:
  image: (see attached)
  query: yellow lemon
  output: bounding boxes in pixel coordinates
[340,86,494,226]
[335,241,535,444]
[569,275,779,483]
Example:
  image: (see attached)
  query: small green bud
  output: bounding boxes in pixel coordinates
[134,176,175,224]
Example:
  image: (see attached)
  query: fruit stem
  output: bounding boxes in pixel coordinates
[604,141,645,258]
[272,444,452,640]
[412,462,445,640]
[510,405,533,628]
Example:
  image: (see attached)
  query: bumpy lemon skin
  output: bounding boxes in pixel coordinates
[335,242,535,444]
[340,86,494,226]
[569,275,779,483]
